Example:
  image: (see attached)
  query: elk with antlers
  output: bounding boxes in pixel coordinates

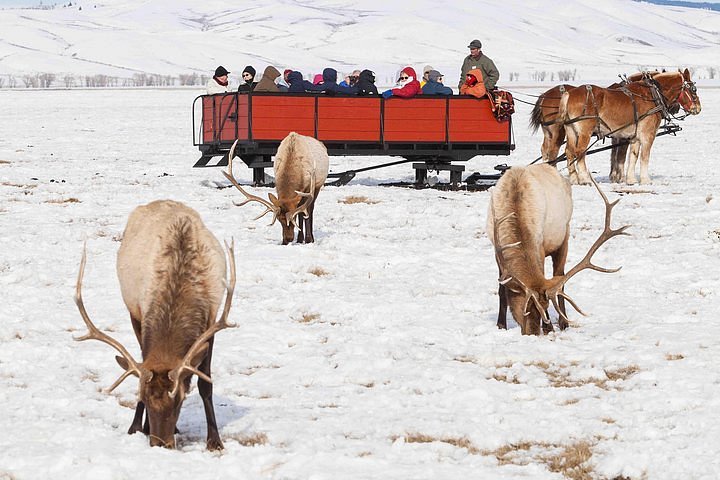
[74,200,236,449]
[487,164,628,335]
[224,132,329,244]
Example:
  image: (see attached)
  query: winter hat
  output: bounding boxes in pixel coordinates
[313,73,324,85]
[428,70,443,82]
[242,65,256,77]
[283,68,293,79]
[423,65,434,76]
[214,66,230,77]
[467,39,482,49]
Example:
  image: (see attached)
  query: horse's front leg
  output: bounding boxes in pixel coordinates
[638,135,656,185]
[625,141,641,185]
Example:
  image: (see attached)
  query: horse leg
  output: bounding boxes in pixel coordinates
[638,135,656,185]
[625,140,641,185]
[575,131,593,185]
[610,140,628,184]
[564,127,580,184]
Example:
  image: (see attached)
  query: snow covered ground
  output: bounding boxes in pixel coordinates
[0,86,719,479]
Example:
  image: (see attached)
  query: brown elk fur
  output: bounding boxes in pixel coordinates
[75,200,235,450]
[559,69,701,185]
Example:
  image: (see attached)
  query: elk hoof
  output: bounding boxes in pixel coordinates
[206,437,224,451]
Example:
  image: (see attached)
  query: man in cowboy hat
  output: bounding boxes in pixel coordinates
[458,39,499,91]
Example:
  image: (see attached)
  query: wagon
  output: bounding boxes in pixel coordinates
[192,91,515,187]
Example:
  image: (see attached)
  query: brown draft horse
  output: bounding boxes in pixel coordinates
[559,69,701,185]
[529,72,662,168]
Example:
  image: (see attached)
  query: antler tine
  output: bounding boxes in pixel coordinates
[168,239,237,398]
[223,139,280,225]
[74,244,144,391]
[490,197,521,284]
[560,174,630,284]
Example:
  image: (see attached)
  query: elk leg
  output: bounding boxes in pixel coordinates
[295,213,305,243]
[128,401,146,434]
[197,336,224,451]
[552,237,570,330]
[497,272,508,330]
[542,313,555,334]
[304,201,316,244]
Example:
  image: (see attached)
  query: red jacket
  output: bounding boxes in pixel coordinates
[460,68,487,98]
[391,67,422,98]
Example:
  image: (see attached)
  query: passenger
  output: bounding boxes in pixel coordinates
[254,66,282,92]
[421,70,453,95]
[460,68,487,98]
[206,65,230,94]
[340,70,361,87]
[356,69,378,96]
[238,66,258,92]
[419,65,434,88]
[458,39,499,91]
[381,67,422,99]
[277,69,292,92]
[313,73,324,85]
[287,70,317,93]
[308,68,358,95]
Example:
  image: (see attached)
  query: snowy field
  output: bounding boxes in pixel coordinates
[0,87,719,480]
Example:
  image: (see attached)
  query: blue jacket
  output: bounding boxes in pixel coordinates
[287,71,317,93]
[306,68,358,95]
[422,80,453,95]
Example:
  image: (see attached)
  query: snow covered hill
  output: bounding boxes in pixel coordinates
[0,0,719,86]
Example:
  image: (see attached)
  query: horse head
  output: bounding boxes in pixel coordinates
[677,68,701,115]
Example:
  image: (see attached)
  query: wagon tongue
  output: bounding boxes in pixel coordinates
[326,171,356,186]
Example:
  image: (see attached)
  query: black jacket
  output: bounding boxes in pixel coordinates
[356,69,378,95]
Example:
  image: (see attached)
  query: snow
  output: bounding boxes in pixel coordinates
[0,84,719,479]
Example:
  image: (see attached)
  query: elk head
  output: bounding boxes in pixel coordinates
[223,140,314,245]
[73,241,236,448]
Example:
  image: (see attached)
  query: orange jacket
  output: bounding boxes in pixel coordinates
[460,68,487,98]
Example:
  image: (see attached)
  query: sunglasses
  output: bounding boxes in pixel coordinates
[399,76,409,80]
[243,73,252,77]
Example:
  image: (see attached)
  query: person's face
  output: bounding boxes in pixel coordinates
[470,47,481,57]
[423,71,430,80]
[243,72,253,82]
[437,76,443,83]
[218,74,228,82]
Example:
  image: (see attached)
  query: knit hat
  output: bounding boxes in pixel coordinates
[214,66,229,77]
[242,65,256,77]
[428,70,443,82]
[467,39,482,49]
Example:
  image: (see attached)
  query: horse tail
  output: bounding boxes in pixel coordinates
[529,95,544,133]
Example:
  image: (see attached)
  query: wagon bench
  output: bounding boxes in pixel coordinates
[192,92,514,187]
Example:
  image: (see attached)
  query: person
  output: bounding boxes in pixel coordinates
[238,66,257,92]
[460,68,487,98]
[313,73,324,85]
[381,67,422,99]
[308,68,358,95]
[421,70,453,95]
[206,65,230,94]
[356,69,378,95]
[287,70,318,93]
[254,66,282,92]
[277,68,292,92]
[420,65,434,88]
[458,39,499,91]
[340,70,361,87]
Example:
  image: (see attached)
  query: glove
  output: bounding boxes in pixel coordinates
[381,89,394,99]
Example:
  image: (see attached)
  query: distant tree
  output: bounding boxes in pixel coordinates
[709,67,717,80]
[8,76,17,88]
[39,73,55,88]
[63,75,75,87]
[0,77,5,89]
[22,75,38,88]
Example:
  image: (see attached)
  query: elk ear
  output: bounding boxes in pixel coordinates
[268,193,280,206]
[115,355,140,377]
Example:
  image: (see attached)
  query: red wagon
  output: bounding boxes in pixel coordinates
[192,92,514,186]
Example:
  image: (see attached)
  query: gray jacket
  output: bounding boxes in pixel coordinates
[459,53,499,90]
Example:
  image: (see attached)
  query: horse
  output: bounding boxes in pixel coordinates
[529,83,575,163]
[559,69,700,185]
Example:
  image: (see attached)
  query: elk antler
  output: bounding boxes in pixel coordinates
[547,175,630,321]
[168,239,237,398]
[222,140,280,225]
[490,194,521,286]
[74,244,149,392]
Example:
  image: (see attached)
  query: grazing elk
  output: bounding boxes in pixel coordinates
[559,69,701,185]
[74,200,236,449]
[224,132,329,245]
[487,164,628,335]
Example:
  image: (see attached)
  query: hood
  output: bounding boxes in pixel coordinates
[287,71,303,84]
[262,66,281,80]
[467,68,483,83]
[359,69,375,83]
[322,67,338,84]
[399,66,418,82]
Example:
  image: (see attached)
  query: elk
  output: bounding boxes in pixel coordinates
[74,200,236,450]
[223,132,329,244]
[487,164,628,335]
